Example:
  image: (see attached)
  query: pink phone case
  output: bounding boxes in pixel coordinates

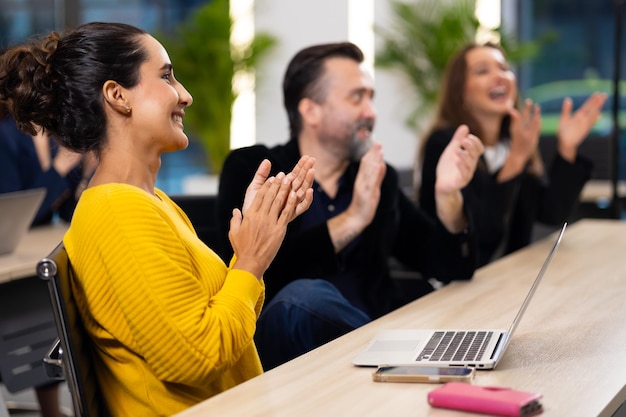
[427,382,543,417]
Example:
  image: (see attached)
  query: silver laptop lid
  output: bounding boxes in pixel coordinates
[0,188,47,255]
[352,222,567,368]
[493,222,567,365]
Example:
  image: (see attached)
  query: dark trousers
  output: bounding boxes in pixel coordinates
[254,279,371,370]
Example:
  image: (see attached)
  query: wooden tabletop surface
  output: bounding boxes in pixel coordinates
[175,219,626,417]
[0,223,67,283]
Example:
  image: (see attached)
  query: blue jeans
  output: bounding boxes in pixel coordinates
[255,279,371,370]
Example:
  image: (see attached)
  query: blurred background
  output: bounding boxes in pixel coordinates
[0,0,624,203]
[1,1,625,414]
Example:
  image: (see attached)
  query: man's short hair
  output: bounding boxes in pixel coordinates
[283,42,364,139]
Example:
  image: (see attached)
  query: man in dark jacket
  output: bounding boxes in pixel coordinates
[217,42,484,370]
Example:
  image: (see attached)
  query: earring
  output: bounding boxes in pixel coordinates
[125,106,131,113]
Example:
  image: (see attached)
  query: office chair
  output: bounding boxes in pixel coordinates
[37,242,109,417]
[0,272,61,415]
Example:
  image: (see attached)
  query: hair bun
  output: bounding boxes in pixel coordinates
[0,31,62,136]
[40,32,61,74]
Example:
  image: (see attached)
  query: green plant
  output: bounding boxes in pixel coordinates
[376,0,542,133]
[156,0,276,174]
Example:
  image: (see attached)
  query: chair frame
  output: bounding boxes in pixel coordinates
[37,242,108,417]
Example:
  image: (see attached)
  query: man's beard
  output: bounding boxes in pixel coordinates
[349,119,374,161]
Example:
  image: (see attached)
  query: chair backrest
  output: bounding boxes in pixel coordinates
[0,275,59,393]
[37,242,109,417]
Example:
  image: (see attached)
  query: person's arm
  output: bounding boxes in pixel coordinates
[228,156,315,279]
[31,131,86,224]
[529,93,603,223]
[556,92,607,162]
[419,129,450,219]
[421,127,482,222]
[218,148,333,298]
[0,122,80,224]
[216,147,262,261]
[432,125,483,234]
[499,94,604,227]
[29,166,80,225]
[420,127,522,267]
[327,142,386,252]
[394,172,476,282]
[69,187,264,386]
[0,132,25,193]
[498,99,542,182]
[535,152,592,225]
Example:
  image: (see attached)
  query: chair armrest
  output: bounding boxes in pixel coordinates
[43,338,65,380]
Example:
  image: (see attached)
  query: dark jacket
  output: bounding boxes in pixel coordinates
[217,138,477,318]
[419,128,592,267]
[0,116,82,225]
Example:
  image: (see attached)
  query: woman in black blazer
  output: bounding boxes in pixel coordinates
[418,42,606,266]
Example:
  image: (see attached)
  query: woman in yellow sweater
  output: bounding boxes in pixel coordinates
[0,22,315,416]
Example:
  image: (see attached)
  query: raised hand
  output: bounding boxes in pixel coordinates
[242,156,315,218]
[328,142,385,252]
[348,142,386,227]
[508,98,542,165]
[497,98,542,182]
[232,156,315,278]
[283,155,316,220]
[230,173,298,278]
[557,92,607,162]
[241,159,272,214]
[434,125,484,233]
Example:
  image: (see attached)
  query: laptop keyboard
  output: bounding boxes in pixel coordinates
[416,331,493,362]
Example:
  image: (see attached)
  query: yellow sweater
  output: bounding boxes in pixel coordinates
[64,184,264,416]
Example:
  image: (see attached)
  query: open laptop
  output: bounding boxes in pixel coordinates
[0,188,46,255]
[352,222,567,370]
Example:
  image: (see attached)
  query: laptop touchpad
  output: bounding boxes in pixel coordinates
[368,340,421,352]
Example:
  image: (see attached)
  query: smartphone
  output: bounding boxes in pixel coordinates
[372,365,475,383]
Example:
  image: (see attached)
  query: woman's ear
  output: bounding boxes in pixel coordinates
[102,80,131,115]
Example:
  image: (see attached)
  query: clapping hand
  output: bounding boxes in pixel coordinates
[508,98,542,165]
[231,156,315,278]
[434,125,484,233]
[348,142,386,228]
[435,125,484,195]
[242,156,315,219]
[557,92,607,162]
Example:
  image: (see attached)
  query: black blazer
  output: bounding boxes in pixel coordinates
[420,128,592,267]
[216,138,477,318]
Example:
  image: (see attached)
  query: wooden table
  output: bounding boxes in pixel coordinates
[175,219,626,417]
[0,223,67,415]
[0,223,67,284]
[580,179,626,203]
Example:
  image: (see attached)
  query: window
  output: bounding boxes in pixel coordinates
[516,0,626,181]
[0,0,211,194]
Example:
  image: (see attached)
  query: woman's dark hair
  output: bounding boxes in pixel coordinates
[283,42,364,139]
[417,42,543,179]
[428,42,508,143]
[0,22,148,153]
[0,47,7,119]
